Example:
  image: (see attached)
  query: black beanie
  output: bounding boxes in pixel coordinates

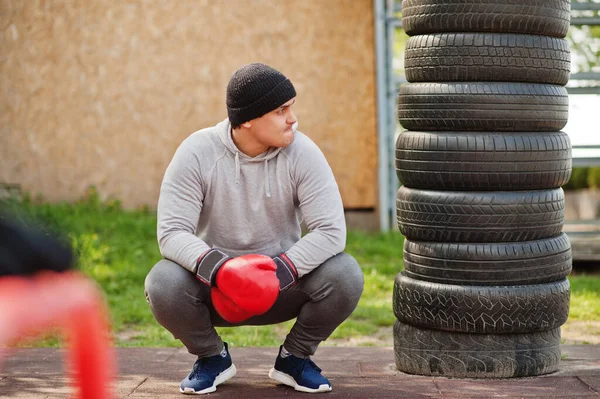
[226,63,297,126]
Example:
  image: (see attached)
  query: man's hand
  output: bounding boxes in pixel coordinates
[196,250,279,321]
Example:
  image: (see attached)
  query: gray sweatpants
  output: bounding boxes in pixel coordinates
[144,252,364,358]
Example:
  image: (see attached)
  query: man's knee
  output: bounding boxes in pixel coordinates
[321,252,364,302]
[145,259,198,307]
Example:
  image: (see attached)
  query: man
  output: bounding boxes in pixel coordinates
[145,63,364,395]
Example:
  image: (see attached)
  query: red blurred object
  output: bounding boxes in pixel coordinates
[0,271,115,399]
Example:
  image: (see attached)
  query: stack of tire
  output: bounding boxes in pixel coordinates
[393,0,573,378]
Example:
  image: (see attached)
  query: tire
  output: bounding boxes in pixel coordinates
[393,321,561,378]
[395,131,572,191]
[397,83,568,132]
[405,33,570,85]
[403,234,572,286]
[401,0,571,38]
[393,273,570,334]
[396,187,564,243]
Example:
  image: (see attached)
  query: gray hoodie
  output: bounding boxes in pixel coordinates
[157,118,346,277]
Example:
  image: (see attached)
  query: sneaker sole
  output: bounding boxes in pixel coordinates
[268,367,332,393]
[180,364,237,395]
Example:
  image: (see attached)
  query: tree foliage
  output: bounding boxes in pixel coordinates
[568,1,600,73]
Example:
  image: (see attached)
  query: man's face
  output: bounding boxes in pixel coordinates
[246,98,297,149]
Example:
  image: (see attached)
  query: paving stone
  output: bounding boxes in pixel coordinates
[556,357,600,377]
[563,345,600,361]
[0,376,71,398]
[434,376,598,398]
[577,376,600,395]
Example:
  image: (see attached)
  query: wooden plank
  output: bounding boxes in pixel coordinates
[0,0,378,210]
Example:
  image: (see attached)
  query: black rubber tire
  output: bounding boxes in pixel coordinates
[397,83,568,132]
[396,187,564,243]
[395,131,572,191]
[393,321,561,378]
[405,33,570,85]
[403,234,572,286]
[401,0,571,38]
[393,273,570,334]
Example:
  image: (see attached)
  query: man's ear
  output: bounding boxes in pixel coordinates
[241,121,252,129]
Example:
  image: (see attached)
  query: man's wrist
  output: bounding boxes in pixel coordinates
[195,249,231,286]
[273,253,298,291]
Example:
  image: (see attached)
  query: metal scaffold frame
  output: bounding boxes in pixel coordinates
[374,0,600,231]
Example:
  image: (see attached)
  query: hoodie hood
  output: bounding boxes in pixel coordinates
[216,118,297,197]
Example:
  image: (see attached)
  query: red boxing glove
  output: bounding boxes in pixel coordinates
[196,250,279,316]
[211,286,254,323]
[215,254,279,315]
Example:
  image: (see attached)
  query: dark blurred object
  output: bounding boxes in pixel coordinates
[0,215,74,277]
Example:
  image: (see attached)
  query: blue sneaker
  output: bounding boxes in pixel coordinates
[180,342,236,394]
[268,346,332,393]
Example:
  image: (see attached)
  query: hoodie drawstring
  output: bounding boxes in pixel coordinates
[264,159,271,198]
[234,149,271,198]
[234,151,240,184]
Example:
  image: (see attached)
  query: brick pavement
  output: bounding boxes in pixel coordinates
[1,345,599,398]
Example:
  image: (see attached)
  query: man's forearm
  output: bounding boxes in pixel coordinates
[285,228,346,277]
[158,231,211,273]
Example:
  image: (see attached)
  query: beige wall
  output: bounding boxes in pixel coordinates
[0,0,378,209]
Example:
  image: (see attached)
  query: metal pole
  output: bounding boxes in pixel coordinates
[386,0,399,233]
[374,0,390,231]
[571,2,600,11]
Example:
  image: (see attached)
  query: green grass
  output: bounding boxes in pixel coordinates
[3,191,600,348]
[567,274,600,321]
